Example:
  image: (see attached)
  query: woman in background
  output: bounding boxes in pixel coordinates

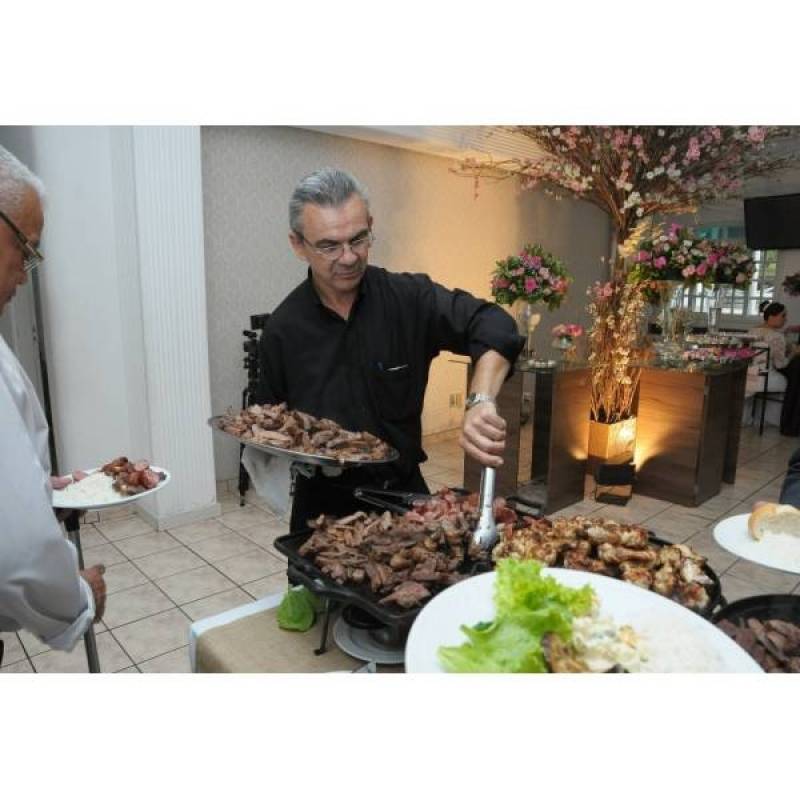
[753,301,800,435]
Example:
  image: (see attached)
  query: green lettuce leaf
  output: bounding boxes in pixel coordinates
[437,559,596,673]
[277,586,317,632]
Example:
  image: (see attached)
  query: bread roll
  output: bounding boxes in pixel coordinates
[748,503,800,540]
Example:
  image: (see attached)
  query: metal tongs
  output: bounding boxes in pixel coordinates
[471,466,498,551]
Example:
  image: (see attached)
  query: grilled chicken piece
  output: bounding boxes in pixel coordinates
[619,562,653,590]
[562,550,611,575]
[652,564,676,597]
[597,543,658,566]
[676,581,709,610]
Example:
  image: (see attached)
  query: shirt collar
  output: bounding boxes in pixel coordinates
[305,265,371,308]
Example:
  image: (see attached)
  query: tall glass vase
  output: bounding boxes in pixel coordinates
[513,299,541,362]
[653,280,685,362]
[707,285,721,333]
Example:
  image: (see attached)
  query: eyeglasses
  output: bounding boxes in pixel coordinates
[0,208,44,273]
[297,229,374,261]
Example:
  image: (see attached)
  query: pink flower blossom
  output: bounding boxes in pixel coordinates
[636,250,651,262]
[524,278,538,293]
[632,135,643,148]
[653,256,667,269]
[512,267,525,276]
[696,263,708,277]
[735,272,746,284]
[748,126,766,144]
[682,266,696,277]
[495,278,510,289]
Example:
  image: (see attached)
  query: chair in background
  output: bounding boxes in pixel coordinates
[751,347,787,435]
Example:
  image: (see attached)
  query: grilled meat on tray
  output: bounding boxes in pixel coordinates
[220,403,391,462]
[297,491,516,609]
[492,515,713,613]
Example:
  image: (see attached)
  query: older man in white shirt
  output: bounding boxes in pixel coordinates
[0,145,106,659]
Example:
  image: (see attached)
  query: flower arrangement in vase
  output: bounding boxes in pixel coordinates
[490,243,571,310]
[586,280,646,466]
[628,224,712,288]
[551,323,584,362]
[491,244,571,360]
[707,241,754,286]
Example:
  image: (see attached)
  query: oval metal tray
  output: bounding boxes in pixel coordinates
[208,415,400,468]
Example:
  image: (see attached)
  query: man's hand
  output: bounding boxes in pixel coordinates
[80,565,107,623]
[459,402,506,468]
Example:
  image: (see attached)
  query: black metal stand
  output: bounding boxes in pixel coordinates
[238,314,270,506]
[64,510,101,673]
[315,597,339,656]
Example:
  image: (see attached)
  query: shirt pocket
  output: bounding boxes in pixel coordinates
[370,363,414,422]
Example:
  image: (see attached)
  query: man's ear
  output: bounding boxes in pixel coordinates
[289,231,307,261]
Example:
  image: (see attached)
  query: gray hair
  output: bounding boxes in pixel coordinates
[289,168,369,235]
[0,145,45,214]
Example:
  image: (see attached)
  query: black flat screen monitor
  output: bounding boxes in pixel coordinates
[744,193,800,250]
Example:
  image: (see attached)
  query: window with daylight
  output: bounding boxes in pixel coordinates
[676,248,778,319]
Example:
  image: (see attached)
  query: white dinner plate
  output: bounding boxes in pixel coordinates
[714,513,800,575]
[405,567,761,673]
[51,466,171,510]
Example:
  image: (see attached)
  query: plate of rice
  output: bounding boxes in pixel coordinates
[405,561,761,673]
[51,464,170,510]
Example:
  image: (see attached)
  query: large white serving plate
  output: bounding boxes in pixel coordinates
[52,466,171,510]
[405,567,761,673]
[714,513,800,575]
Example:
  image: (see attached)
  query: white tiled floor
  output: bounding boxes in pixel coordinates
[2,423,799,673]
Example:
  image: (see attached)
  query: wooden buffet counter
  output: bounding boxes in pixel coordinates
[634,362,748,506]
[461,363,591,513]
[457,359,749,511]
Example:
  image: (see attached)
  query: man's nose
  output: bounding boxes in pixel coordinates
[338,244,359,265]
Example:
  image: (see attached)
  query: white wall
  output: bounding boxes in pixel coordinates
[0,126,219,528]
[201,126,611,481]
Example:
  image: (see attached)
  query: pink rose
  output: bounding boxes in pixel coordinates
[495,278,510,289]
[524,278,538,293]
[748,126,766,144]
[512,267,525,276]
[654,256,667,269]
[696,264,708,277]
[636,250,651,262]
[735,272,746,284]
[682,266,695,277]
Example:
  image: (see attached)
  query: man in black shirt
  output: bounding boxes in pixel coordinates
[257,168,524,530]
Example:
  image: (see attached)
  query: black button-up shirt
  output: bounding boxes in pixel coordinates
[256,265,523,484]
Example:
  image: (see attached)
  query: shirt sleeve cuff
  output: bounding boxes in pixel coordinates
[43,577,95,652]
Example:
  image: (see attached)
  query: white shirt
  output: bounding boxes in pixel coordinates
[0,333,94,651]
[752,325,791,371]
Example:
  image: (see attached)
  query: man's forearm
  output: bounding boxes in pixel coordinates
[468,350,511,400]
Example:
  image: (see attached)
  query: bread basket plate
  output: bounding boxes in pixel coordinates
[713,513,800,575]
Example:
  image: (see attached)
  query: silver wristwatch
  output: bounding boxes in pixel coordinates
[465,392,496,411]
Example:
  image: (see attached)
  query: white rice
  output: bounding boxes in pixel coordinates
[634,615,725,673]
[54,471,122,506]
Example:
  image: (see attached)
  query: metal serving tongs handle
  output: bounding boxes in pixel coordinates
[471,466,498,551]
